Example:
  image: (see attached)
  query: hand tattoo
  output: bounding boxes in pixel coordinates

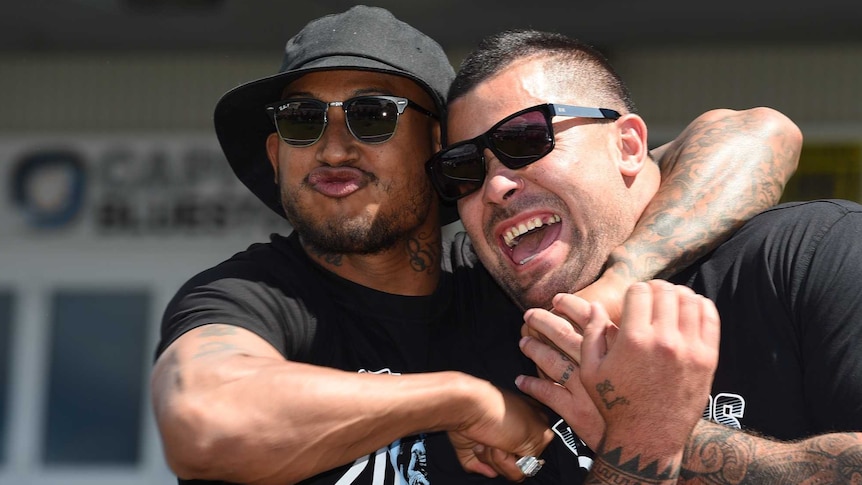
[596,379,630,409]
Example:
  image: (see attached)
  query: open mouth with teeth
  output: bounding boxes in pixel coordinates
[501,214,562,265]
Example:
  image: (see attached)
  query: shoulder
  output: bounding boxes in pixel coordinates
[730,199,862,247]
[750,199,862,226]
[159,233,320,359]
[181,232,308,289]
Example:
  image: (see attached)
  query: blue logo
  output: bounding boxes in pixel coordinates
[11,150,87,229]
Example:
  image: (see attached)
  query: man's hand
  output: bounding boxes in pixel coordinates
[582,280,720,476]
[519,281,720,481]
[516,293,611,450]
[447,382,554,480]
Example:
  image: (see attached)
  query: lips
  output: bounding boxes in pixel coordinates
[307,167,368,197]
[499,214,562,266]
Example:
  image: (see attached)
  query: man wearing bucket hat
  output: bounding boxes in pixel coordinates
[150,5,801,485]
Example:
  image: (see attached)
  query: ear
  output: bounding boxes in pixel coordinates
[265,132,281,183]
[430,118,443,153]
[616,114,649,177]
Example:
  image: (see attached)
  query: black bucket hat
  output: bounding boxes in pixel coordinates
[214,5,459,225]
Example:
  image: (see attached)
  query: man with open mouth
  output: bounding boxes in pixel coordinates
[432,27,862,484]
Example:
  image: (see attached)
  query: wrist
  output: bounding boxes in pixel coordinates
[431,372,498,432]
[602,248,643,284]
[594,433,684,483]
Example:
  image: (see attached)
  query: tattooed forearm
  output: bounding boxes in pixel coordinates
[679,420,862,484]
[586,446,681,485]
[608,107,801,282]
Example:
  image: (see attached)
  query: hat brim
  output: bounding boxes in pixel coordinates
[214,57,459,226]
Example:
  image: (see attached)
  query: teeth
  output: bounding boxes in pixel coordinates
[503,214,561,248]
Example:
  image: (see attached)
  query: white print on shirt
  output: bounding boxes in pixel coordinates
[359,368,399,375]
[334,368,430,484]
[552,419,594,471]
[702,393,746,429]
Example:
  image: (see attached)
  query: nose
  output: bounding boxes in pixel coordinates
[480,149,522,204]
[315,105,358,165]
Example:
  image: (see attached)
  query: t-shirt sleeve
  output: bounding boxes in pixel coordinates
[155,262,314,361]
[795,203,862,431]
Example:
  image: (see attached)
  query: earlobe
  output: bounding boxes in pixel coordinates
[617,114,649,176]
[265,132,280,183]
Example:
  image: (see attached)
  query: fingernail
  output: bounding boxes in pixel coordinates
[519,336,531,349]
[473,444,485,454]
[515,375,525,388]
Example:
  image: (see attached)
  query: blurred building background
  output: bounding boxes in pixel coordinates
[1,1,860,484]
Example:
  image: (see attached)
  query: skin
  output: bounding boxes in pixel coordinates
[265,70,443,295]
[451,56,662,312]
[520,287,721,484]
[582,281,720,484]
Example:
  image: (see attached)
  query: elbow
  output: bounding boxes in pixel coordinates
[752,106,803,178]
[154,387,229,479]
[151,358,248,481]
[151,359,300,484]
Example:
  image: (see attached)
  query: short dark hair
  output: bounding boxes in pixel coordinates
[448,29,635,113]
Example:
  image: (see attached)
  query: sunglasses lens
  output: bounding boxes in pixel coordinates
[274,101,326,145]
[346,97,400,143]
[489,110,552,167]
[431,143,485,200]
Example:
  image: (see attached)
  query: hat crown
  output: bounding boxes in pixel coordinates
[278,5,453,112]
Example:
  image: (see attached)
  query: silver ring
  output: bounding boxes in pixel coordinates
[516,455,545,478]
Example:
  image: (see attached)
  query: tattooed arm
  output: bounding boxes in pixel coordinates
[679,421,862,484]
[575,107,801,321]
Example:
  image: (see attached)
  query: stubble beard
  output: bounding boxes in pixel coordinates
[281,179,434,255]
[491,232,605,311]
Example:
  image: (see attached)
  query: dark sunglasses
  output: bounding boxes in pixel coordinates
[265,95,438,147]
[425,103,621,202]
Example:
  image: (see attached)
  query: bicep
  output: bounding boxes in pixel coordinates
[152,323,285,400]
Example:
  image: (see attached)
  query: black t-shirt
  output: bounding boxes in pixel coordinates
[669,199,862,439]
[159,232,459,485]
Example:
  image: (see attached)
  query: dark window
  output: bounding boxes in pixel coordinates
[43,290,150,465]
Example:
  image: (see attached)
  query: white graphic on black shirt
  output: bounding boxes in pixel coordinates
[702,392,746,429]
[333,369,430,484]
[403,438,429,485]
[552,419,594,471]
